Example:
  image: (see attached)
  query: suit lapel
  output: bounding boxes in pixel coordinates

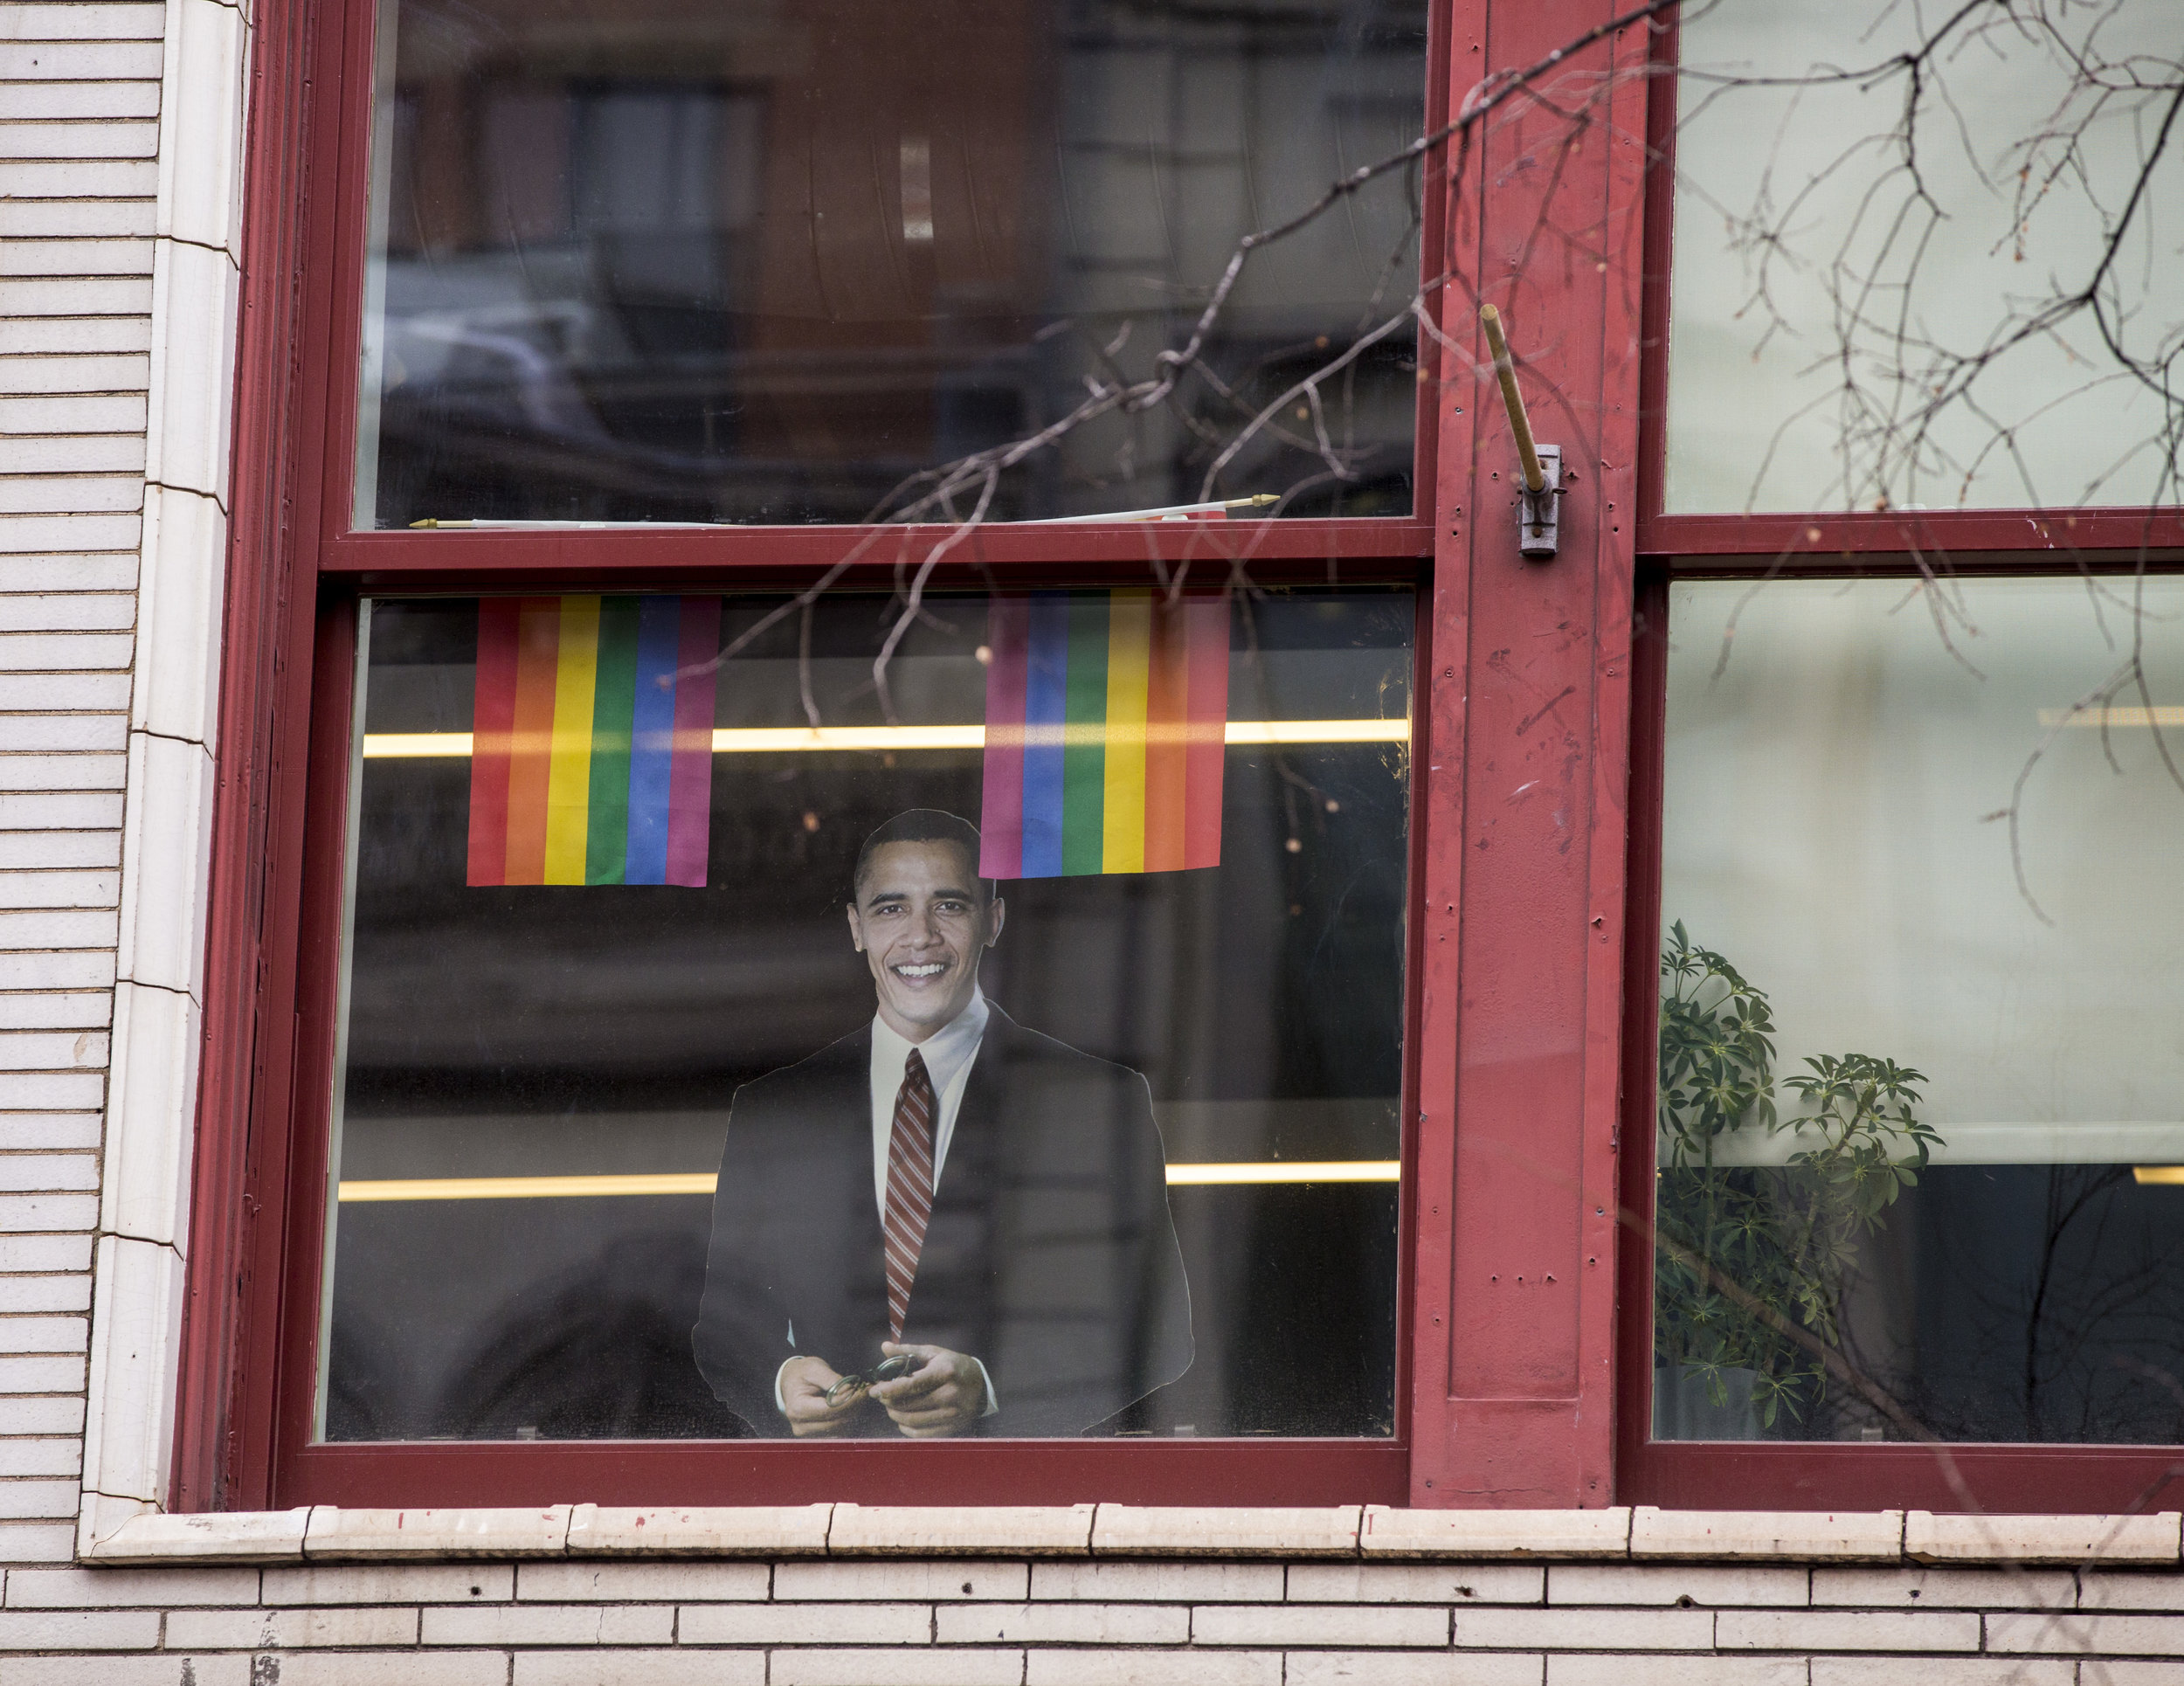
[944,1007,1008,1197]
[826,1026,884,1267]
[783,1025,885,1360]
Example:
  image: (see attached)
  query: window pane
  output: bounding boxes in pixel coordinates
[352,0,1428,529]
[321,587,1411,1441]
[1664,3,2183,514]
[1655,576,2184,1442]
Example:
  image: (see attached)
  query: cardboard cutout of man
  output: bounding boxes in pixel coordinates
[692,810,1193,1437]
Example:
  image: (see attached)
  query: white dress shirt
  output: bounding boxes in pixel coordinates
[776,988,999,1420]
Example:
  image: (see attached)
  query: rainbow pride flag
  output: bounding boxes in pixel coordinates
[467,595,720,887]
[979,589,1230,879]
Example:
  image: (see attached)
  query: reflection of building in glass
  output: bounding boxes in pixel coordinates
[359,0,1429,526]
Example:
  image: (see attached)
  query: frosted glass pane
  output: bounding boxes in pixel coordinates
[1663,2,2183,515]
[1664,577,2184,1150]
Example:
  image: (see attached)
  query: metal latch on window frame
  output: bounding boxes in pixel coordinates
[1479,304,1562,561]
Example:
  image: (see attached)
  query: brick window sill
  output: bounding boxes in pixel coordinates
[79,1505,2184,1567]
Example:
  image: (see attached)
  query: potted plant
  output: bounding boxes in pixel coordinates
[1653,922,1940,1437]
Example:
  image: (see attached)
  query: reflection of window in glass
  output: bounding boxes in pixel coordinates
[352,0,1430,529]
[321,589,1412,1441]
[1654,577,2184,1444]
[1663,2,2183,514]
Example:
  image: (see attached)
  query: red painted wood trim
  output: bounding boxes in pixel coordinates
[261,600,364,1498]
[317,521,1435,582]
[224,0,369,1514]
[1386,584,1439,1487]
[170,0,327,1513]
[1632,3,1676,532]
[175,0,384,1510]
[286,1441,1407,1510]
[1412,0,1454,536]
[1406,0,1648,1510]
[228,0,373,1514]
[1611,566,1669,1503]
[1631,1442,2184,1516]
[1573,22,1649,1507]
[1400,0,1480,1510]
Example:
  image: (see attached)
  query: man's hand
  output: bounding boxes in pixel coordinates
[778,1355,860,1436]
[868,1342,988,1438]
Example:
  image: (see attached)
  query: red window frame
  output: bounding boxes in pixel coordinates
[181,0,2184,1519]
[1614,7,2184,1515]
[179,0,1488,1514]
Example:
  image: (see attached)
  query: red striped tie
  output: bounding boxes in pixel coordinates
[882,1046,936,1342]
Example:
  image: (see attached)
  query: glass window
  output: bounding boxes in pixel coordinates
[321,585,1412,1441]
[352,0,1430,529]
[1662,1,2183,515]
[1655,574,2184,1443]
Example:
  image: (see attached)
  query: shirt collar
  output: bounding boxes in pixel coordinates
[872,984,989,1095]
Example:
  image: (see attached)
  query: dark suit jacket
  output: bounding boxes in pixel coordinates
[692,1005,1192,1437]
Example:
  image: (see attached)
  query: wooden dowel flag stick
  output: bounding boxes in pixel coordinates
[1480,304,1546,494]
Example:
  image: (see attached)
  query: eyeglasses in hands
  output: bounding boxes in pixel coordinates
[824,1351,919,1407]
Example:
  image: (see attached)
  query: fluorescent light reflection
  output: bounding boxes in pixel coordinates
[340,1174,717,1202]
[360,721,1407,758]
[1164,1160,1400,1185]
[336,1162,1401,1202]
[2039,707,2184,729]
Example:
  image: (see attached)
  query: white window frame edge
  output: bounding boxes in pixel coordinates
[77,0,252,1562]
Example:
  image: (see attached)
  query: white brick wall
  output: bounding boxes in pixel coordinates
[0,0,162,1576]
[0,1555,2178,1679]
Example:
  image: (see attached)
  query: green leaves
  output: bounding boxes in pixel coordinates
[1658,920,1779,1167]
[1783,1052,1939,1231]
[1654,929,1939,1430]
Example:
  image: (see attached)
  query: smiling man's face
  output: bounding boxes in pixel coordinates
[847,839,1005,1042]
